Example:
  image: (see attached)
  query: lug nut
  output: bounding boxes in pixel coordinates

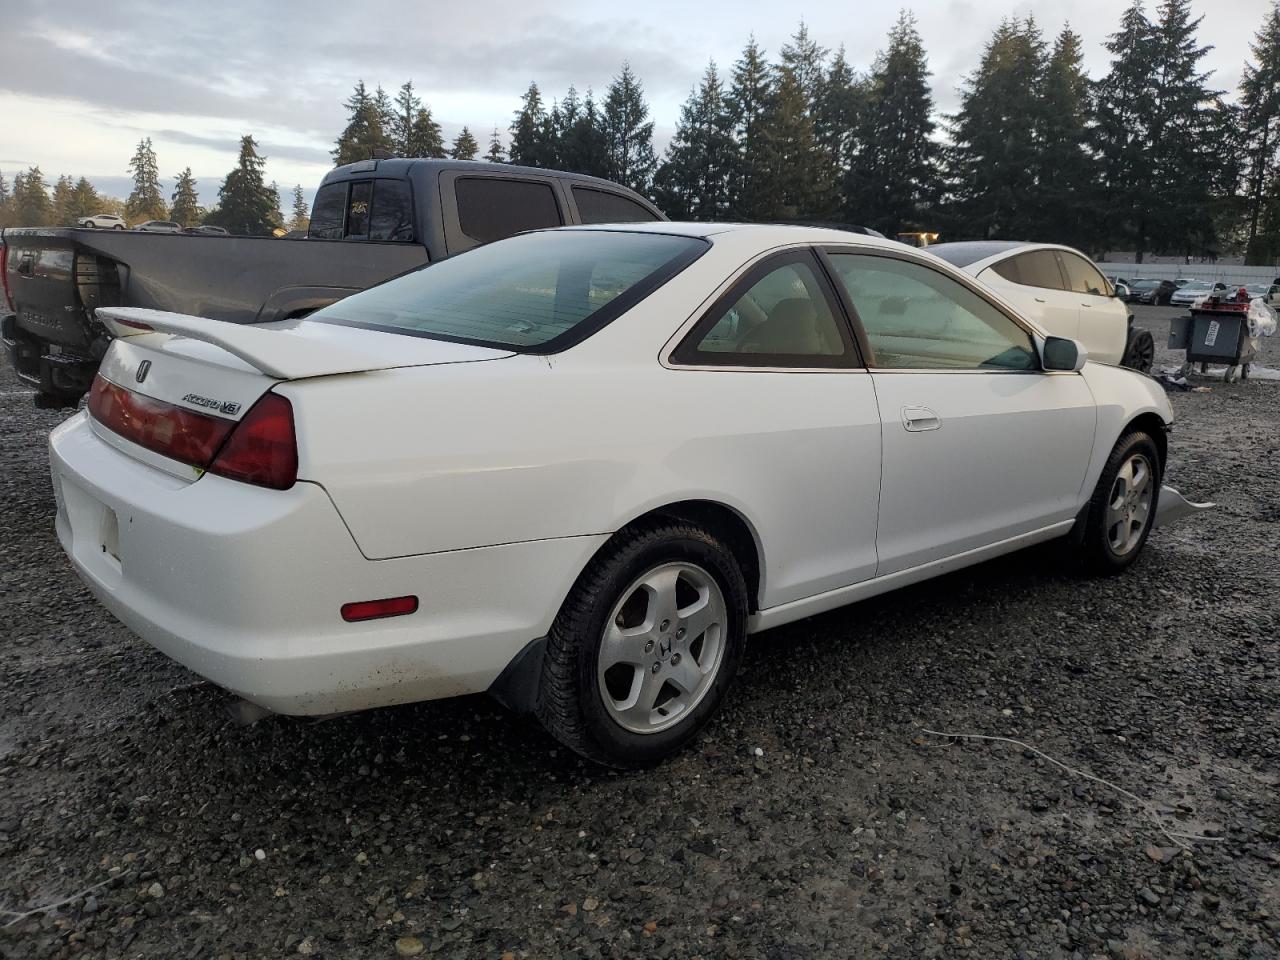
[670,653,681,665]
[644,640,654,654]
[676,627,686,640]
[660,619,670,632]
[652,662,661,673]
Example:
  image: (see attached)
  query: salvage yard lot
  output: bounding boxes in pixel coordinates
[1,305,1277,959]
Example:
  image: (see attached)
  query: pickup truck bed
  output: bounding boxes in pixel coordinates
[1,158,663,405]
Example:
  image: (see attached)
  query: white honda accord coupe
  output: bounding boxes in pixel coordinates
[49,223,1205,767]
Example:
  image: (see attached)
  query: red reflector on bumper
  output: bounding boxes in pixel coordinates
[340,596,419,622]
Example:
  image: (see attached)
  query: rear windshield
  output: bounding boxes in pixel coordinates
[309,230,707,352]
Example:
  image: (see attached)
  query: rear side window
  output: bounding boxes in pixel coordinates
[309,230,705,352]
[989,250,1065,290]
[309,183,346,239]
[1059,252,1109,296]
[672,251,854,367]
[369,180,414,241]
[346,181,373,239]
[455,178,562,244]
[573,187,660,224]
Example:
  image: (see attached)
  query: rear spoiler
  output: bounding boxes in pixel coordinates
[96,307,393,380]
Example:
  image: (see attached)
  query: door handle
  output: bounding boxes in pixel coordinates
[1033,296,1046,303]
[1080,302,1093,308]
[901,405,940,432]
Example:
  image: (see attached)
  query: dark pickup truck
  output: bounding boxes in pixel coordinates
[1,159,664,406]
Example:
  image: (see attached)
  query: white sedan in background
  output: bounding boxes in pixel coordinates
[929,241,1151,372]
[49,223,1206,767]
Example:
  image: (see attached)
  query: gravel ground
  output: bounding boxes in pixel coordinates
[1,305,1277,959]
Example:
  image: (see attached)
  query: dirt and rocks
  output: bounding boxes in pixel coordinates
[1,306,1277,959]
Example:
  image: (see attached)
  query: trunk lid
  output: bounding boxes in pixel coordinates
[90,307,512,478]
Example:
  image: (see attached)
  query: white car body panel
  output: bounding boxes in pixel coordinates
[49,222,1179,717]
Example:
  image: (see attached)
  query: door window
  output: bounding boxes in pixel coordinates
[369,180,415,241]
[573,187,660,224]
[1059,252,1109,296]
[672,253,853,367]
[455,178,563,244]
[828,253,1037,371]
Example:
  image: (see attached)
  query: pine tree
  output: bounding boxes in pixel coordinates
[1240,1,1280,263]
[655,62,737,219]
[814,46,867,182]
[602,63,657,193]
[170,168,201,226]
[69,177,101,221]
[485,128,505,163]
[207,136,278,236]
[126,138,166,222]
[759,60,834,219]
[392,81,421,154]
[0,172,11,228]
[290,185,310,231]
[946,18,1045,240]
[726,37,776,218]
[1032,27,1100,249]
[405,106,445,157]
[559,89,610,177]
[509,82,554,166]
[333,80,395,164]
[845,13,939,235]
[780,20,828,108]
[450,126,479,160]
[52,175,76,225]
[13,167,54,226]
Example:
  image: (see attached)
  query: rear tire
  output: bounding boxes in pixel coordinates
[537,522,748,768]
[1073,431,1162,575]
[1122,329,1155,374]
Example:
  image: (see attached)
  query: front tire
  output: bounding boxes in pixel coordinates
[537,522,748,768]
[1074,432,1162,575]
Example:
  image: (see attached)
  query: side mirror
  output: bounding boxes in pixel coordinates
[1042,336,1087,372]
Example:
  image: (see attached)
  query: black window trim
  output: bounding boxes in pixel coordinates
[1055,249,1110,298]
[668,247,865,370]
[820,244,1048,374]
[313,229,711,356]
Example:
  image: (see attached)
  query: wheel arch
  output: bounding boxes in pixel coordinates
[1122,411,1168,470]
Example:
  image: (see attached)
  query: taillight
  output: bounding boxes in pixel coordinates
[89,374,235,465]
[88,374,297,490]
[207,393,297,490]
[0,242,12,313]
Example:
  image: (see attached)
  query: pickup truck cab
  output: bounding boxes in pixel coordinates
[2,159,663,406]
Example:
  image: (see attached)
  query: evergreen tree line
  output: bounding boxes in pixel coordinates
[0,136,310,236]
[331,1,1279,263]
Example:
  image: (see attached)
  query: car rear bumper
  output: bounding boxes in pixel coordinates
[49,412,605,715]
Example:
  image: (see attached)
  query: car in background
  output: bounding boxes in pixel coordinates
[929,241,1149,371]
[183,225,230,236]
[1243,283,1280,309]
[49,222,1200,766]
[1106,276,1132,299]
[1127,278,1178,306]
[133,220,183,234]
[1170,280,1228,307]
[77,213,126,230]
[1174,278,1195,288]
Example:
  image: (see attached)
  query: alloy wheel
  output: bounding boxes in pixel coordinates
[1106,454,1154,556]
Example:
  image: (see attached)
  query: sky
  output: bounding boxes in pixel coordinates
[0,0,1266,208]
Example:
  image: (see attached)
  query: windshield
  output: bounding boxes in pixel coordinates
[1181,282,1213,292]
[1129,279,1160,289]
[310,230,707,352]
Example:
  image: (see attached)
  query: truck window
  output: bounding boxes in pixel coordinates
[572,187,660,224]
[346,181,373,239]
[455,178,562,244]
[369,180,415,241]
[309,184,346,239]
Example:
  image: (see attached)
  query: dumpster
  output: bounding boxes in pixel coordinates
[1170,287,1277,382]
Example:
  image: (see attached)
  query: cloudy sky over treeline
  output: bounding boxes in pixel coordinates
[0,0,1263,202]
